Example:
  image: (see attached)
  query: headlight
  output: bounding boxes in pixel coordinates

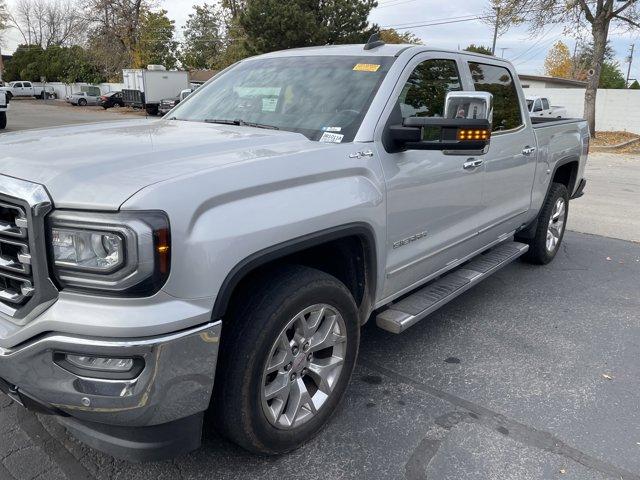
[48,211,170,296]
[52,229,124,271]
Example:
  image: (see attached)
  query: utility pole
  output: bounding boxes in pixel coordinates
[491,6,501,55]
[500,47,510,58]
[626,44,635,88]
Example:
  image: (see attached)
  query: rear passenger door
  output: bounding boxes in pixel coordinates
[466,61,537,236]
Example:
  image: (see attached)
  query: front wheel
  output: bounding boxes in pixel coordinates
[213,265,360,454]
[78,98,87,106]
[518,183,569,264]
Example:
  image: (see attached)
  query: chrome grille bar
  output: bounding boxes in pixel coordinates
[0,176,58,322]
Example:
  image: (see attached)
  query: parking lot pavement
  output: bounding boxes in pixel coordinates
[1,231,639,480]
[568,152,640,243]
[0,99,139,133]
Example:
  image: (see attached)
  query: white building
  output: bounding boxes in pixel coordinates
[518,74,587,89]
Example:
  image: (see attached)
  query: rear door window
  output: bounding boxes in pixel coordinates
[23,82,31,88]
[542,98,550,110]
[468,62,523,132]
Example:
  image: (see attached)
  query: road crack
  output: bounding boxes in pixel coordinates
[360,359,640,480]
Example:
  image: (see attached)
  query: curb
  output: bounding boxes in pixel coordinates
[591,136,640,152]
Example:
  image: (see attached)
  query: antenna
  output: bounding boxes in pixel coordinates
[364,33,385,51]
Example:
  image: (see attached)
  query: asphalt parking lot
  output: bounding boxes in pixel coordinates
[0,101,639,480]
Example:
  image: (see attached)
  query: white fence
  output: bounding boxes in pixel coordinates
[525,88,640,133]
[44,82,125,99]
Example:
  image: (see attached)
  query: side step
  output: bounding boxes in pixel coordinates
[376,241,529,334]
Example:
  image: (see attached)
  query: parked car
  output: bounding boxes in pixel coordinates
[69,91,101,106]
[158,88,195,115]
[527,96,567,119]
[100,91,125,109]
[0,91,7,129]
[0,40,588,462]
[0,81,54,100]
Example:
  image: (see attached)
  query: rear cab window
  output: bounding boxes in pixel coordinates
[468,62,523,132]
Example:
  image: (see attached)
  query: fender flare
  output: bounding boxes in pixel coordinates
[519,155,580,240]
[211,223,378,320]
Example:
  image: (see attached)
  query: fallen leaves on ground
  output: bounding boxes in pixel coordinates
[591,131,639,147]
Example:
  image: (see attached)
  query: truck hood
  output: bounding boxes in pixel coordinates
[0,119,331,210]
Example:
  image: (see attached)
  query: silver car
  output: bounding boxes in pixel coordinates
[69,91,101,106]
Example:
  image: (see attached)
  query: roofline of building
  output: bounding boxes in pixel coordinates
[518,74,587,87]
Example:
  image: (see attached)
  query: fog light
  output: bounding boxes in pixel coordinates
[65,354,134,372]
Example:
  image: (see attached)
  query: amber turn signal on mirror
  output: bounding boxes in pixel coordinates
[457,129,490,141]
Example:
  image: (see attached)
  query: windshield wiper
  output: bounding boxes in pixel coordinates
[204,119,279,130]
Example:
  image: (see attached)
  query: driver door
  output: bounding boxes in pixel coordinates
[376,53,485,299]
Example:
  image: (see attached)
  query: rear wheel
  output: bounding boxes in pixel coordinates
[518,183,569,264]
[213,265,360,454]
[0,112,6,129]
[145,105,159,116]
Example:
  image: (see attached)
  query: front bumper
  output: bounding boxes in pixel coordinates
[0,320,221,459]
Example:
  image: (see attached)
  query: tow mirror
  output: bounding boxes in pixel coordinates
[389,91,493,152]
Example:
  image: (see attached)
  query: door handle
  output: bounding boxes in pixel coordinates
[463,159,484,170]
[522,146,536,156]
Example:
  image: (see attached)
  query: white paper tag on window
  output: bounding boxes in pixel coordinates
[319,132,344,143]
[262,97,278,112]
[322,126,342,132]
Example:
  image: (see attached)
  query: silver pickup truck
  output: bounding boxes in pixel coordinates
[0,41,588,461]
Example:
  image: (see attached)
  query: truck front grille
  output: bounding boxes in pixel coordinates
[0,202,33,306]
[0,176,58,321]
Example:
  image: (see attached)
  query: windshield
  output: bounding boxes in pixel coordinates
[169,55,395,143]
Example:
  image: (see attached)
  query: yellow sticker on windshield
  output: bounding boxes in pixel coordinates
[353,63,381,72]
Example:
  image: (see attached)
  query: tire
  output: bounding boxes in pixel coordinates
[518,183,569,265]
[0,112,6,130]
[213,265,360,455]
[6,92,12,101]
[78,98,87,106]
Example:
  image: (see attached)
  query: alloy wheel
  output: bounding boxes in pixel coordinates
[261,304,347,429]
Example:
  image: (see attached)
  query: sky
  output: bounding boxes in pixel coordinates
[4,0,640,81]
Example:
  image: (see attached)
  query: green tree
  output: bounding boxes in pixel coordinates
[239,0,378,55]
[379,28,421,44]
[629,79,640,89]
[180,4,225,69]
[464,44,493,55]
[134,9,179,69]
[598,61,626,89]
[3,44,104,83]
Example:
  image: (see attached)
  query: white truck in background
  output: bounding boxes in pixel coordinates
[0,81,55,100]
[527,96,566,119]
[0,90,7,129]
[122,66,190,116]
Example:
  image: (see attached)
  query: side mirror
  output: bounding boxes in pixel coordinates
[389,91,493,152]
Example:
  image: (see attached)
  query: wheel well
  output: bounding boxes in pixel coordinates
[215,230,375,323]
[552,161,579,193]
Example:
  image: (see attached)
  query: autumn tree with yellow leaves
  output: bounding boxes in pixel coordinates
[544,41,573,79]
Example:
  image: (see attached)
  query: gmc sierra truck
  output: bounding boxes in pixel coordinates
[0,40,588,461]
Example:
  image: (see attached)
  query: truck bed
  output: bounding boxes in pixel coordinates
[531,117,585,128]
